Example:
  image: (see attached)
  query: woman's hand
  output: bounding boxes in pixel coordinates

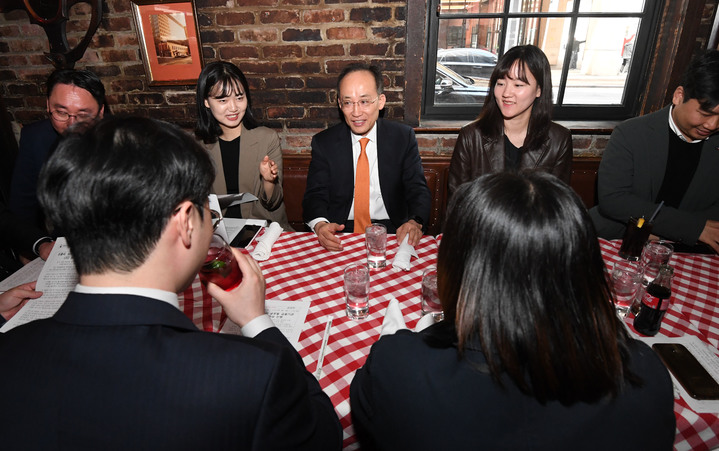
[259,156,278,183]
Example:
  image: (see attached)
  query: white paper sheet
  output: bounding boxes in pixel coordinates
[635,335,719,413]
[0,257,44,292]
[219,299,310,351]
[0,238,77,333]
[35,238,78,293]
[0,291,68,333]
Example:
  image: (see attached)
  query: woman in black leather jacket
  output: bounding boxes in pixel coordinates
[448,45,573,198]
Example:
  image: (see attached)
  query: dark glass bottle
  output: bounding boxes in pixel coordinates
[633,265,674,336]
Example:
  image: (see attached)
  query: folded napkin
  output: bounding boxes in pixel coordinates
[250,222,282,261]
[414,312,437,332]
[380,298,407,336]
[380,298,439,336]
[392,235,418,271]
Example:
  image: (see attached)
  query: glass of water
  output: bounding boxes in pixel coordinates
[420,266,443,321]
[344,263,370,320]
[365,223,387,269]
[610,260,643,318]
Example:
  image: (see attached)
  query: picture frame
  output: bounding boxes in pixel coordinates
[131,0,203,86]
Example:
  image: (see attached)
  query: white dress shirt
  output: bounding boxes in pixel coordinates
[668,105,704,143]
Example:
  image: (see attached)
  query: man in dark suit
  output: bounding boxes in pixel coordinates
[0,197,53,276]
[590,50,719,253]
[9,69,105,232]
[302,63,431,251]
[0,116,342,450]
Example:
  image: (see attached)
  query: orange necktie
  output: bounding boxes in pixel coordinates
[354,137,371,233]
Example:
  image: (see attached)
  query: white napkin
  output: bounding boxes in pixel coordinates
[380,298,439,336]
[250,222,282,261]
[392,235,418,271]
[380,298,407,336]
[414,313,437,332]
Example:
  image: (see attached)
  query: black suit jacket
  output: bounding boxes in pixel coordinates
[0,293,342,450]
[9,118,59,230]
[302,119,431,233]
[589,105,719,244]
[350,321,676,451]
[0,197,47,259]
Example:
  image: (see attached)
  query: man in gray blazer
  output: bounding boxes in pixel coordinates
[0,116,342,450]
[590,50,719,253]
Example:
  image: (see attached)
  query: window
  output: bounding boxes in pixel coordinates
[423,0,663,121]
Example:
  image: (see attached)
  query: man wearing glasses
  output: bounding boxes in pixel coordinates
[303,63,431,251]
[0,116,342,449]
[9,68,105,233]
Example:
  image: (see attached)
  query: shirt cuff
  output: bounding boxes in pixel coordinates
[307,217,330,234]
[32,237,54,256]
[240,314,275,338]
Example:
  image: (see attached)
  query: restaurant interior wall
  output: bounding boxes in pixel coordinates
[0,0,716,163]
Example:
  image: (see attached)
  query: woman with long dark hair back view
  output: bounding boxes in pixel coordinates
[350,171,675,450]
[195,61,292,230]
[448,45,573,199]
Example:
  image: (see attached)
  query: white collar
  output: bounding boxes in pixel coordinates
[73,284,180,309]
[351,122,378,146]
[668,105,704,143]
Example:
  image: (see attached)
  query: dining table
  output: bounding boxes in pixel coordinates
[180,231,719,451]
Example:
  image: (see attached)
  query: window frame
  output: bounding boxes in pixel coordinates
[421,0,665,122]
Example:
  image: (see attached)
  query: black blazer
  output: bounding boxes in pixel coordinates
[590,105,719,243]
[350,321,676,451]
[9,118,60,230]
[0,293,342,450]
[302,119,431,233]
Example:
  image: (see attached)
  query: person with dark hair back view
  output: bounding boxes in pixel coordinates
[0,116,342,450]
[195,61,292,230]
[9,68,106,233]
[590,50,719,253]
[350,171,675,450]
[448,45,573,200]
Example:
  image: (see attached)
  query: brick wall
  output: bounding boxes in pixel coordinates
[0,0,641,157]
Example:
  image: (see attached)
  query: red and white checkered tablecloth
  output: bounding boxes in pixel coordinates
[600,238,719,451]
[179,233,719,451]
[180,231,438,449]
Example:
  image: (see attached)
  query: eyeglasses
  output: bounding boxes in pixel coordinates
[49,110,97,123]
[209,209,222,231]
[339,97,379,111]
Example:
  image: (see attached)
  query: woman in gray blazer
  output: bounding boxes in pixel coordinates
[195,61,292,230]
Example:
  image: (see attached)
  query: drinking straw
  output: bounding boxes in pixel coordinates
[648,201,665,223]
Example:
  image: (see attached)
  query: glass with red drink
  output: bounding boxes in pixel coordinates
[199,234,243,291]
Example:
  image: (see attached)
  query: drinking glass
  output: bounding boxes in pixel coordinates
[618,217,653,260]
[610,260,643,318]
[420,266,443,321]
[629,240,673,315]
[365,223,387,269]
[640,240,674,283]
[199,234,243,291]
[345,263,370,320]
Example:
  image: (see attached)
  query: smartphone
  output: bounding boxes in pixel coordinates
[652,343,719,400]
[229,224,263,249]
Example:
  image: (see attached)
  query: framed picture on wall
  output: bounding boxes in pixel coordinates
[131,0,203,86]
